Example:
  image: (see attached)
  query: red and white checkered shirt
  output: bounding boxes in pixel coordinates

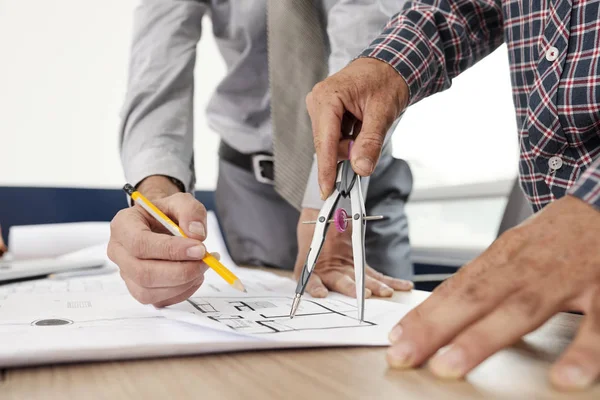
[360,0,600,212]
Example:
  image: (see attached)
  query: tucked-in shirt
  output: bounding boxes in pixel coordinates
[360,0,600,212]
[119,0,398,209]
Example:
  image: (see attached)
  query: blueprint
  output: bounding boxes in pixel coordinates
[185,296,374,334]
[0,212,411,368]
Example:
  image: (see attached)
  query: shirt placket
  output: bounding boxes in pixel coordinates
[528,0,572,206]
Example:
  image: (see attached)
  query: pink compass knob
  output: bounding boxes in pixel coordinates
[333,208,348,233]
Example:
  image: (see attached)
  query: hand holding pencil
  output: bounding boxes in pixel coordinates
[107,176,245,307]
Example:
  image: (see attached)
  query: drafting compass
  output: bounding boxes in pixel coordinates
[289,159,383,322]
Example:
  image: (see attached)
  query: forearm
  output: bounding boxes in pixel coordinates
[358,0,504,106]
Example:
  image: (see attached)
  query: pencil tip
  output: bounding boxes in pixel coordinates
[232,280,246,293]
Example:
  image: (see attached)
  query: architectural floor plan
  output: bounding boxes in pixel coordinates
[185,296,375,334]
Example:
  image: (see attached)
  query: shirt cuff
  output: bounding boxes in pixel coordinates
[123,146,195,194]
[568,157,600,210]
[357,16,436,106]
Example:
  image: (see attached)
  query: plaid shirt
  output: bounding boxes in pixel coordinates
[360,0,600,212]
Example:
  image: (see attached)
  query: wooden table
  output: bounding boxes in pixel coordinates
[1,284,598,399]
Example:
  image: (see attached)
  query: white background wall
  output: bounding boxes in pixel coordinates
[0,0,225,189]
[0,0,517,191]
[0,1,519,250]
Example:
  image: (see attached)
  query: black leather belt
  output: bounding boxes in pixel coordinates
[218,141,275,185]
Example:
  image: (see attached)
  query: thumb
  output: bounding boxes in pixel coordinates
[350,101,393,177]
[153,193,208,241]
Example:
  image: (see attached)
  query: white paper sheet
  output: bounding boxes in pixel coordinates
[8,221,110,260]
[1,225,112,282]
[0,212,411,368]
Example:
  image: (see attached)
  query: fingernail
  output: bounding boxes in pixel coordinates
[314,288,328,297]
[319,185,327,200]
[354,157,374,175]
[388,325,403,343]
[429,345,466,379]
[210,251,221,261]
[189,221,206,237]
[387,341,415,369]
[381,285,394,297]
[186,245,206,259]
[348,140,354,158]
[403,281,414,290]
[554,365,594,390]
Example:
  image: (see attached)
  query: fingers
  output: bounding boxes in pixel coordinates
[307,58,409,197]
[306,89,344,199]
[122,272,204,306]
[127,230,206,261]
[153,280,204,308]
[350,101,390,177]
[366,267,414,291]
[110,207,206,262]
[318,269,372,299]
[118,251,217,306]
[152,192,207,240]
[110,243,208,288]
[108,192,212,307]
[550,290,600,391]
[337,138,354,160]
[427,286,561,379]
[364,266,414,296]
[386,263,513,369]
[365,276,394,297]
[386,234,526,352]
[305,273,329,298]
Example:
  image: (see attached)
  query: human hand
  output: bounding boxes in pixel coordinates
[386,195,600,391]
[305,57,409,199]
[0,224,6,257]
[107,176,212,307]
[294,208,413,298]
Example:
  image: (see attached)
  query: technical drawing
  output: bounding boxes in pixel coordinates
[186,296,375,334]
[189,300,218,313]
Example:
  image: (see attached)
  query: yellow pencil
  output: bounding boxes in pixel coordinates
[123,184,246,292]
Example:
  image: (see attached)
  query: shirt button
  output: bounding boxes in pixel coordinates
[545,46,559,62]
[548,156,563,171]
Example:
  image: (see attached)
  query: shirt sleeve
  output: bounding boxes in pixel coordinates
[358,0,504,106]
[119,0,207,192]
[568,157,600,210]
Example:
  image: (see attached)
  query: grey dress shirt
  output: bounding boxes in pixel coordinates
[119,0,400,207]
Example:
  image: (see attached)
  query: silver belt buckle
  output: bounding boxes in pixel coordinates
[252,154,275,185]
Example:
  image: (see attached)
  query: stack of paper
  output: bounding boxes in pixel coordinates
[0,212,410,368]
[8,222,110,260]
[0,222,113,282]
